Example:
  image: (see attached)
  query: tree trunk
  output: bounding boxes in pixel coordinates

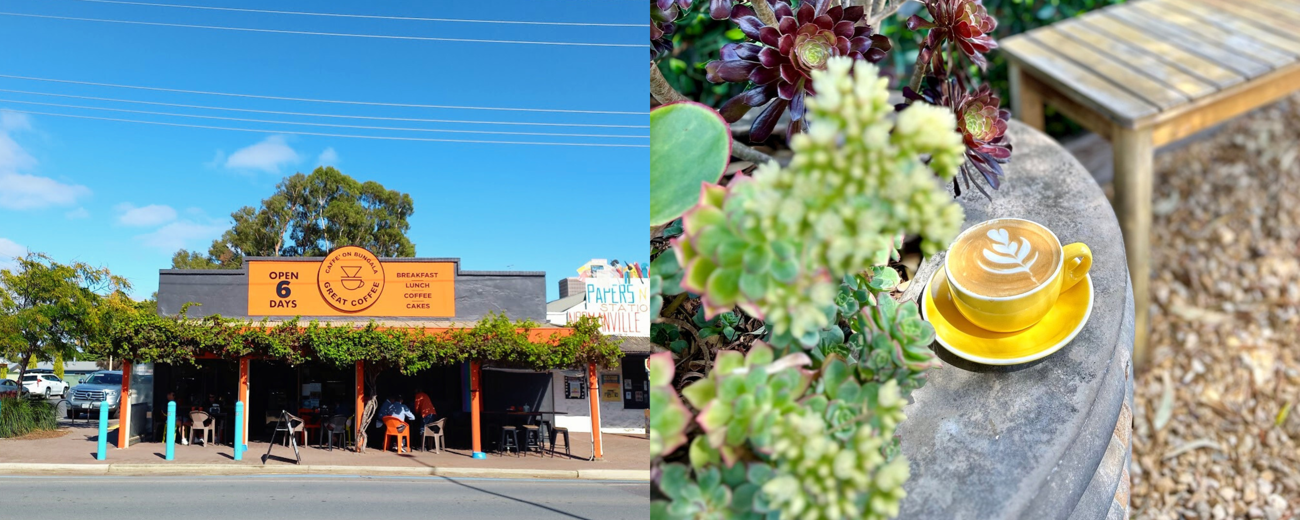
[354,365,381,453]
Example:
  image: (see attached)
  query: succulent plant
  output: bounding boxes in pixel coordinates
[656,343,915,520]
[906,0,999,71]
[673,58,966,345]
[683,344,815,466]
[650,250,687,318]
[705,0,891,142]
[854,292,942,396]
[653,0,694,60]
[651,352,693,459]
[901,76,1012,197]
[762,377,910,520]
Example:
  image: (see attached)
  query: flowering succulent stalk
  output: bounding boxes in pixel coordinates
[762,379,910,520]
[673,57,966,345]
[704,0,891,142]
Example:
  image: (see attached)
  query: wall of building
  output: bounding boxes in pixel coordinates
[548,369,647,434]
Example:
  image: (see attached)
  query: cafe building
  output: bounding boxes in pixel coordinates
[111,246,621,459]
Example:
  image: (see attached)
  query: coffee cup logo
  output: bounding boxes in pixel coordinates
[318,246,385,312]
[978,228,1040,284]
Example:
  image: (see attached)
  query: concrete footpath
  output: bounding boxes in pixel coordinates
[0,420,650,481]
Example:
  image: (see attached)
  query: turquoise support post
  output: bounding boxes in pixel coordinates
[96,401,109,460]
[165,401,176,460]
[233,401,244,461]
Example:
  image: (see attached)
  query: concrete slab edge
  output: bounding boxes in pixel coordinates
[0,463,648,481]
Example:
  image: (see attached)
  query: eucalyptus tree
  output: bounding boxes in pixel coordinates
[172,166,416,269]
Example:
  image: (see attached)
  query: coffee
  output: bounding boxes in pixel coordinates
[948,219,1061,298]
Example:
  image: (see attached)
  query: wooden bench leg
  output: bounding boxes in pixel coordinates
[1010,63,1045,131]
[1111,126,1153,369]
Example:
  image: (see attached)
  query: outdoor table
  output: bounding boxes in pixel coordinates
[896,120,1135,519]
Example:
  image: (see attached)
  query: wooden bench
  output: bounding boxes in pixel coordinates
[1000,0,1300,367]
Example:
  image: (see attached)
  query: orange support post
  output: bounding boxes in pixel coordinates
[118,361,131,449]
[238,357,250,448]
[355,360,364,452]
[470,360,484,459]
[588,363,603,461]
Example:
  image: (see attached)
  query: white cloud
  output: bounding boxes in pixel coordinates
[224,135,299,173]
[0,113,92,210]
[316,147,338,166]
[115,203,178,227]
[135,220,226,251]
[0,110,31,132]
[65,207,90,219]
[0,237,26,271]
[0,172,93,210]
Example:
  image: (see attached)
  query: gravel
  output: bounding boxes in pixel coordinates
[1129,94,1300,520]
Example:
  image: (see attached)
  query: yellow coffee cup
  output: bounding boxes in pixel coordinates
[943,218,1092,332]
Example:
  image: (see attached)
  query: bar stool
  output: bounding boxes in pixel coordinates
[521,424,542,456]
[544,420,570,458]
[498,425,519,457]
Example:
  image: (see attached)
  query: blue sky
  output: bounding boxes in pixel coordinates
[0,0,646,301]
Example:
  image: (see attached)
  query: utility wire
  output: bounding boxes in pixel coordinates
[0,109,649,148]
[0,12,645,48]
[0,74,645,115]
[0,88,649,128]
[63,0,643,27]
[0,98,648,138]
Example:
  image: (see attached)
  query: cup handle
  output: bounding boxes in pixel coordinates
[1060,243,1092,291]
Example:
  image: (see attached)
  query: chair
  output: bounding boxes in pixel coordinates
[521,424,542,456]
[545,421,570,458]
[382,417,410,453]
[324,415,350,451]
[498,425,519,457]
[422,418,446,454]
[189,410,214,447]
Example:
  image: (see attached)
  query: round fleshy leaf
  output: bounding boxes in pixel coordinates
[651,101,731,226]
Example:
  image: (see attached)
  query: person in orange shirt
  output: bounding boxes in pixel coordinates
[412,387,437,427]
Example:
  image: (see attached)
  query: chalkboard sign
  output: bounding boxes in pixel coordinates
[564,376,586,399]
[262,410,302,465]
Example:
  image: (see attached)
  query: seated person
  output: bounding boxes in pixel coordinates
[381,395,414,450]
[413,388,437,427]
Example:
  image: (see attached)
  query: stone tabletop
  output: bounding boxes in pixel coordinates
[896,120,1135,519]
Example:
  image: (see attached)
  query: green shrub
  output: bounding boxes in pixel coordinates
[0,397,58,438]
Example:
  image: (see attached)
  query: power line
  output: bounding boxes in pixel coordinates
[0,11,645,48]
[0,98,648,138]
[0,88,649,128]
[0,108,649,148]
[64,0,643,27]
[0,74,645,115]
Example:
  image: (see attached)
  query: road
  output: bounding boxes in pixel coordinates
[0,475,650,519]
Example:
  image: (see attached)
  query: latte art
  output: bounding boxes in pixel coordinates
[949,220,1060,297]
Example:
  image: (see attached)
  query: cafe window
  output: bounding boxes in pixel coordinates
[621,355,649,409]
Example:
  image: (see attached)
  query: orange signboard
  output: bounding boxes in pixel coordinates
[247,246,455,317]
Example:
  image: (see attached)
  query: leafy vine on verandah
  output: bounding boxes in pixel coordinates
[94,311,624,372]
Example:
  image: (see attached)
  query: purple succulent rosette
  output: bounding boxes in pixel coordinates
[907,0,999,71]
[902,77,1011,196]
[704,0,890,142]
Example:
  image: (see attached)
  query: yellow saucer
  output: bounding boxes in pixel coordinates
[921,268,1093,365]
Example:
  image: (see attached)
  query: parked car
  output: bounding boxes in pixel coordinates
[67,371,122,419]
[0,379,28,398]
[20,373,69,399]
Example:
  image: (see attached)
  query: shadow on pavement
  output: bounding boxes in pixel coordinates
[441,476,593,520]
